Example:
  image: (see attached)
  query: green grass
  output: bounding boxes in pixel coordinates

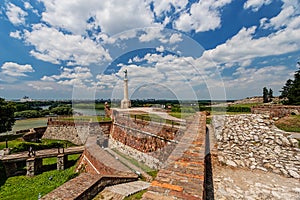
[72,103,105,109]
[275,115,300,133]
[57,115,111,122]
[130,113,179,125]
[211,111,250,115]
[169,112,194,119]
[12,118,48,132]
[230,103,263,108]
[111,149,157,178]
[0,137,76,152]
[43,154,81,165]
[124,190,147,200]
[0,166,78,200]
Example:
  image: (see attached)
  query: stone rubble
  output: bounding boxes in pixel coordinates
[212,114,300,179]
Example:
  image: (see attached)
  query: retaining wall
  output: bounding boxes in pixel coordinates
[212,114,300,178]
[109,116,183,169]
[42,120,111,145]
[251,105,300,118]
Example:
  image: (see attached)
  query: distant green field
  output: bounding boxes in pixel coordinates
[12,118,48,132]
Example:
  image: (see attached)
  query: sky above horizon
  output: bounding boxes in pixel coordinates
[0,0,299,101]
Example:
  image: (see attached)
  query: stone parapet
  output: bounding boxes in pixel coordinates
[41,173,138,200]
[43,120,111,145]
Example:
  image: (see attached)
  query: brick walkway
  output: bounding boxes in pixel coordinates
[142,113,206,200]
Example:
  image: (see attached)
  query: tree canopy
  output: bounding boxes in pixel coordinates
[0,98,16,133]
[280,62,300,105]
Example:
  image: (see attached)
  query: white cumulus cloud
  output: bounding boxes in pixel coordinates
[244,0,272,12]
[39,0,158,35]
[5,3,28,25]
[173,0,233,32]
[23,24,111,66]
[1,62,34,77]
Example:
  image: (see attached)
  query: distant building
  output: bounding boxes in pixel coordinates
[20,96,33,102]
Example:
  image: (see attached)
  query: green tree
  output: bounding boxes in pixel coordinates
[280,79,293,99]
[0,98,16,133]
[50,105,73,115]
[280,62,300,105]
[268,88,273,102]
[263,87,269,103]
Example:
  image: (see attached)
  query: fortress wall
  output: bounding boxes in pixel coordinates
[109,116,183,169]
[212,114,300,178]
[42,120,111,145]
[251,105,300,118]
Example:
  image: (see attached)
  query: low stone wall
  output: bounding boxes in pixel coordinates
[43,120,111,145]
[212,114,300,178]
[41,173,137,200]
[251,105,300,118]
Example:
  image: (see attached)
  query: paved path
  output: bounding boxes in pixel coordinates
[142,113,206,200]
[105,148,153,181]
[1,146,84,162]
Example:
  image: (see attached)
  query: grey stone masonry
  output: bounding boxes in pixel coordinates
[212,114,300,179]
[26,157,42,176]
[57,154,67,170]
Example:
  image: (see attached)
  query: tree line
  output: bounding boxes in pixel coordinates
[280,62,300,105]
[263,61,300,105]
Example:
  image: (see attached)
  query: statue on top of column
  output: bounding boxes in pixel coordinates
[123,69,128,79]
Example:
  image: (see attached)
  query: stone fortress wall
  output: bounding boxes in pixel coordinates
[212,114,300,178]
[109,115,184,169]
[42,118,111,145]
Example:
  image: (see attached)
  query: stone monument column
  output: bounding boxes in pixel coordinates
[121,69,131,109]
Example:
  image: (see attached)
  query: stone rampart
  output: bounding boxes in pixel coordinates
[42,120,111,145]
[109,116,183,169]
[251,105,300,118]
[212,114,300,178]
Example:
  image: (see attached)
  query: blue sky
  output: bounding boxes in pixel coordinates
[0,0,299,100]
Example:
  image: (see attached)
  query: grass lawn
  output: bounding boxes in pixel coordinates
[111,149,157,179]
[0,153,80,200]
[129,113,180,125]
[0,166,78,200]
[12,118,48,132]
[275,115,300,133]
[57,115,111,122]
[124,190,147,200]
[0,138,76,152]
[169,112,194,119]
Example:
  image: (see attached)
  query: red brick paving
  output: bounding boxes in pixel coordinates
[142,113,206,200]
